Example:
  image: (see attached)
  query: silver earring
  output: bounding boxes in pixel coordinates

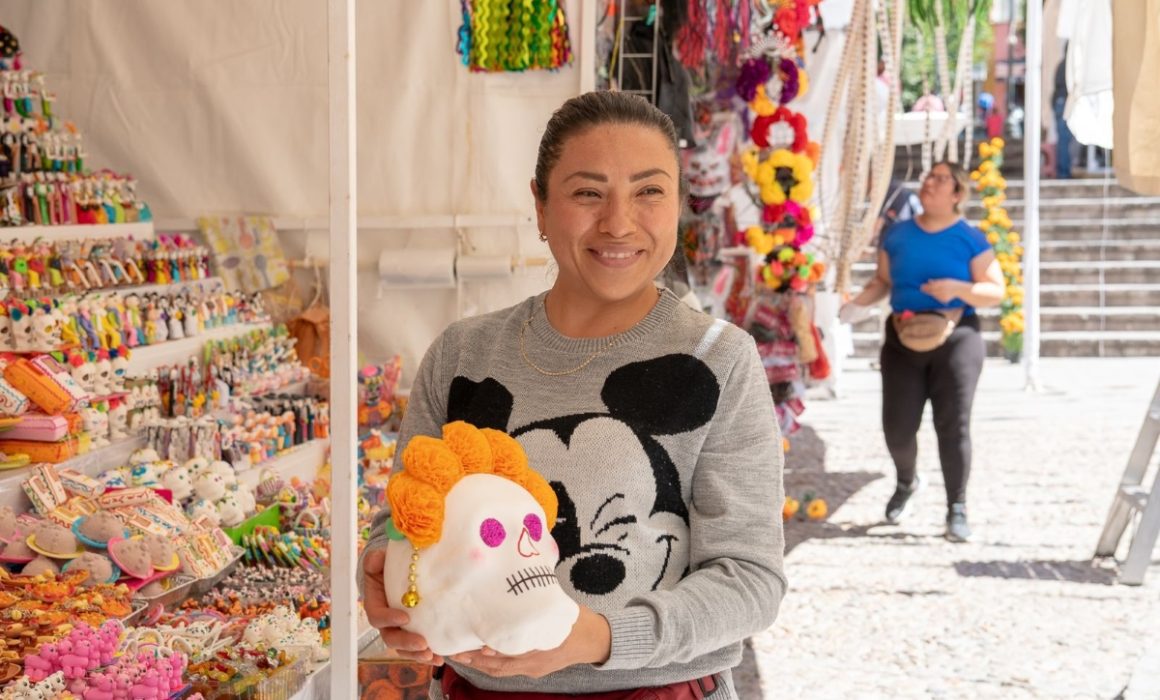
[538,231,547,242]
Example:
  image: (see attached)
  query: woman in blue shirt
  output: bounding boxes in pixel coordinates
[841,161,1004,541]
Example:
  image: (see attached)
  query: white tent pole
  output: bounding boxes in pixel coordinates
[328,0,359,696]
[579,0,597,93]
[1023,0,1043,390]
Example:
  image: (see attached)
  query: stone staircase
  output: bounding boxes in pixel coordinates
[848,178,1160,357]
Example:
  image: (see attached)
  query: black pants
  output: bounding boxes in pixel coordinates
[880,314,985,506]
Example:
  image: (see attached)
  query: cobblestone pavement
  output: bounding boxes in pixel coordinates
[736,358,1160,700]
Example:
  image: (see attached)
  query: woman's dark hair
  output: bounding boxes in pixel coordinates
[533,91,686,200]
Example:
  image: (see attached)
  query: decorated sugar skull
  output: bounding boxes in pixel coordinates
[93,351,113,395]
[193,471,226,502]
[183,456,210,480]
[107,398,129,439]
[129,461,159,486]
[232,483,257,516]
[82,407,110,447]
[383,422,579,656]
[9,303,33,350]
[209,460,237,488]
[215,491,245,527]
[30,304,61,349]
[68,354,96,392]
[110,350,129,390]
[187,499,221,526]
[129,448,161,466]
[160,464,193,502]
[0,306,13,351]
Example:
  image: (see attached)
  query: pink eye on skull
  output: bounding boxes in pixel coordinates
[480,518,506,548]
[524,514,542,542]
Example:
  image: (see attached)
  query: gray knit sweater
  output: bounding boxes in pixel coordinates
[363,288,787,698]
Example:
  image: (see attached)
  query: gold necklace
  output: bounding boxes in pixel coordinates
[518,289,660,377]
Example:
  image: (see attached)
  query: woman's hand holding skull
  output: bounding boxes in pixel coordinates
[449,606,611,679]
[362,547,445,666]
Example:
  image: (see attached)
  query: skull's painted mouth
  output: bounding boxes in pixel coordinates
[505,566,558,596]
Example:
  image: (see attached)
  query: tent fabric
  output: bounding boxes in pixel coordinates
[1062,0,1114,149]
[1113,0,1160,193]
[4,0,580,380]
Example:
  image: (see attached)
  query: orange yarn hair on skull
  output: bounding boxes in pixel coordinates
[387,421,558,548]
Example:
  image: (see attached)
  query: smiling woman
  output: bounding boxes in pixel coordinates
[359,92,787,700]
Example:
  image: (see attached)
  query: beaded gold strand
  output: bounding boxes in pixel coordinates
[401,546,421,608]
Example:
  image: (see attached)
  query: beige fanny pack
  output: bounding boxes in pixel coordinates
[892,309,964,352]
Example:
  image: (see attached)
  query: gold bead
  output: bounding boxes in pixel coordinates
[401,591,420,608]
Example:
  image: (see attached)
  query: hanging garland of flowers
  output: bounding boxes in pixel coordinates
[972,137,1024,360]
[735,48,824,293]
[456,0,572,73]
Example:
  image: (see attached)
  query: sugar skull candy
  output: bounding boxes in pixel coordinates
[108,538,153,578]
[383,422,579,656]
[68,552,116,586]
[79,511,125,544]
[193,472,226,502]
[160,465,193,502]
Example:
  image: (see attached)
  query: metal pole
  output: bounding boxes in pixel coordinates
[579,0,598,93]
[328,0,359,695]
[1023,0,1042,390]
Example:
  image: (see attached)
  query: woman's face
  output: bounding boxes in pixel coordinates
[918,163,962,217]
[534,124,680,306]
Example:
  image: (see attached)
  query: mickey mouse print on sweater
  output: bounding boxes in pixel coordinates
[446,354,720,610]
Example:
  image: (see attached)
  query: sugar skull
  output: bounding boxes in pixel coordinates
[160,464,193,502]
[383,422,579,657]
[215,491,245,527]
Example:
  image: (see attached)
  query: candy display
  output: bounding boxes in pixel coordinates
[0,23,345,700]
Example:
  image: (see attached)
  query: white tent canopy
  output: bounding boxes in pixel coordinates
[5,0,582,375]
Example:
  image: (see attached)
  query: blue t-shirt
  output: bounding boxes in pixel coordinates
[882,218,992,314]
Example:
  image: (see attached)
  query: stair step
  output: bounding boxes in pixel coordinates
[1040,283,1160,307]
[965,198,1160,221]
[851,330,1160,358]
[848,260,1160,286]
[1039,239,1160,261]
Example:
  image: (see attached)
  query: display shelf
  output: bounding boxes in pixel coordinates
[83,276,224,300]
[0,221,155,242]
[126,321,272,374]
[235,438,330,490]
[0,435,146,511]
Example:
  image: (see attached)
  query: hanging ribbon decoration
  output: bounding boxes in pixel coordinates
[456,0,572,72]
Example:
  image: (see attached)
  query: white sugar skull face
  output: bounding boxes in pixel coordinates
[210,461,236,488]
[31,308,60,347]
[384,473,579,656]
[215,491,245,527]
[111,355,129,388]
[186,499,221,526]
[183,457,210,480]
[0,312,13,350]
[160,465,192,502]
[71,359,96,391]
[94,358,113,393]
[193,472,226,502]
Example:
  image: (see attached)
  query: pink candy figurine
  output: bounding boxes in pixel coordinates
[83,673,116,700]
[128,668,163,700]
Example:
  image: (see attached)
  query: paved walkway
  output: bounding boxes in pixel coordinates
[738,357,1160,699]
